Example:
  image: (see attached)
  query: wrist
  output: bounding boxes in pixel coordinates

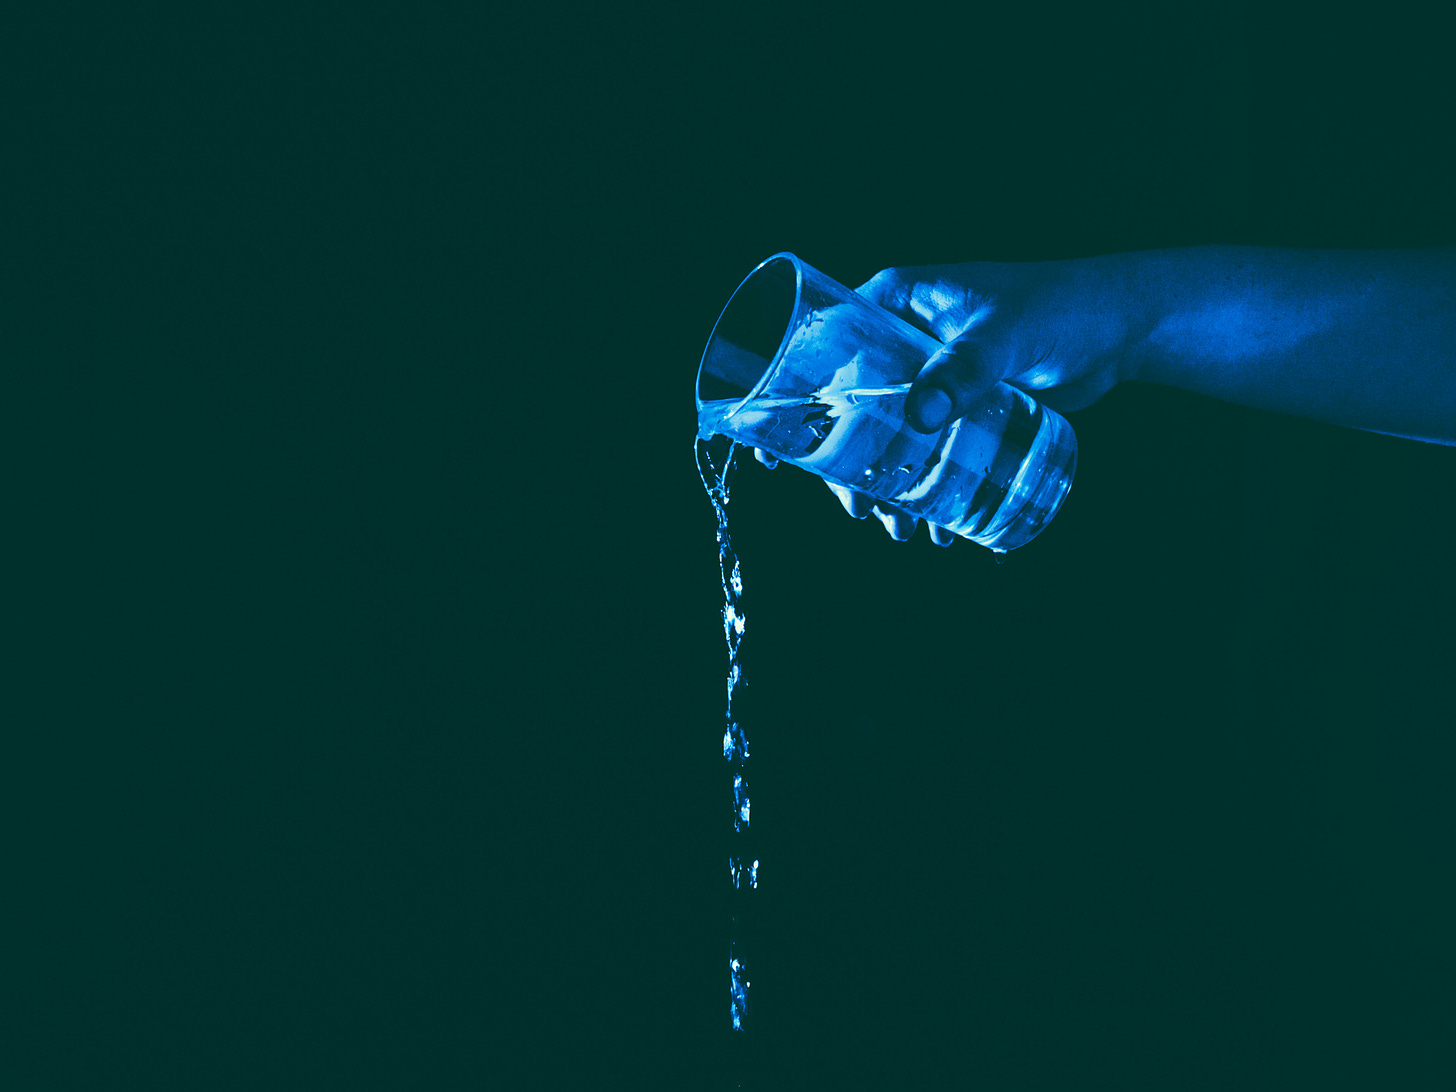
[1116,245,1230,389]
[1064,248,1169,386]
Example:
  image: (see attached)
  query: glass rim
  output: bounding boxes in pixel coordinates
[695,251,804,419]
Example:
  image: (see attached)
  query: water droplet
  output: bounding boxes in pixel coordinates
[993,548,1008,565]
[730,947,749,1029]
[724,720,748,764]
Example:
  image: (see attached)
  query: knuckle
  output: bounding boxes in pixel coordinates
[855,267,908,307]
[939,337,1000,386]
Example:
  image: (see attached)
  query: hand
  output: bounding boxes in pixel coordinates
[858,254,1141,427]
[757,254,1142,544]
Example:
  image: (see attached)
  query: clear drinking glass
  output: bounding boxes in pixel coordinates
[696,253,1077,551]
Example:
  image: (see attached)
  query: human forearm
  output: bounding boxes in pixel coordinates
[1124,245,1456,445]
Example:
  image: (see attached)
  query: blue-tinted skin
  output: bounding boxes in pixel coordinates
[760,246,1456,545]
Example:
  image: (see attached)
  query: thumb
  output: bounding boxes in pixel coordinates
[905,325,1013,433]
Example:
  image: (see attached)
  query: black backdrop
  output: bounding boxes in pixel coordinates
[12,3,1456,1088]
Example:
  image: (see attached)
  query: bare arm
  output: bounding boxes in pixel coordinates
[1125,245,1456,446]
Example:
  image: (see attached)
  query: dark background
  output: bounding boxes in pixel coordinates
[11,2,1456,1088]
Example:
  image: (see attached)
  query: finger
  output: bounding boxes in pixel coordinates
[872,504,919,542]
[754,448,779,469]
[826,481,871,519]
[907,334,1008,434]
[928,523,956,548]
[1017,369,1118,415]
[854,267,981,342]
[856,268,1000,432]
[853,267,915,315]
[845,489,875,519]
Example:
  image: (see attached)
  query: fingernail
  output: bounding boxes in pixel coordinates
[829,484,867,518]
[909,386,952,432]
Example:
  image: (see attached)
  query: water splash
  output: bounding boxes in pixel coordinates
[729,948,749,1031]
[697,432,757,1039]
[733,774,751,832]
